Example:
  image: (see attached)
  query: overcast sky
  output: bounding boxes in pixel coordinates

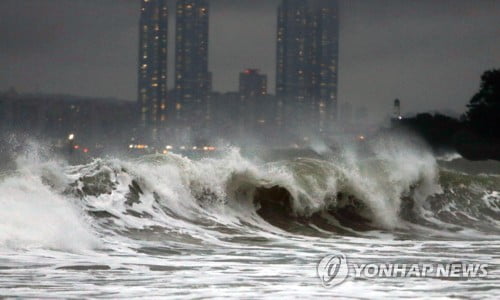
[1,0,499,119]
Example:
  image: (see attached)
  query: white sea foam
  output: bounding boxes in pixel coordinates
[437,152,463,162]
[0,159,99,252]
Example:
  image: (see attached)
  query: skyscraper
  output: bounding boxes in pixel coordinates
[276,0,310,130]
[174,0,211,130]
[276,0,339,134]
[310,0,339,132]
[138,0,168,140]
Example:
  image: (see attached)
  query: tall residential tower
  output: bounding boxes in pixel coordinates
[174,0,211,130]
[276,0,339,134]
[138,0,168,139]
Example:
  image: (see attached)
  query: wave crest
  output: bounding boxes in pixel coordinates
[1,139,499,252]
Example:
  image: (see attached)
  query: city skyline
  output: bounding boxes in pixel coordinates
[1,0,499,123]
[138,0,340,139]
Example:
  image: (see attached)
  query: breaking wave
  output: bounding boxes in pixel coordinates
[1,137,499,252]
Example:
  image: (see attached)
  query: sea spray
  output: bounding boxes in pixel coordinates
[0,138,498,256]
[0,159,99,252]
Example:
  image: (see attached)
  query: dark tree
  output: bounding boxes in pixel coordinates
[466,69,500,138]
[392,69,500,160]
[399,113,462,150]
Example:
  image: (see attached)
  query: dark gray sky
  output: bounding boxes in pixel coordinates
[1,0,499,119]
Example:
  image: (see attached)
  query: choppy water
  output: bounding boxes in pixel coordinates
[0,137,499,299]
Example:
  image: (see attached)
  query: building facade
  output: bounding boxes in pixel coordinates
[310,0,339,133]
[174,0,211,132]
[276,0,310,130]
[239,69,268,100]
[238,69,271,135]
[138,0,168,140]
[276,0,339,135]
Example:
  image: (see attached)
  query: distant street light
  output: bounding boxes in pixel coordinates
[68,133,76,156]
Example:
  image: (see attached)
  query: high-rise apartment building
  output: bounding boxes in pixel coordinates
[174,0,211,129]
[138,0,168,139]
[310,0,339,132]
[276,0,339,134]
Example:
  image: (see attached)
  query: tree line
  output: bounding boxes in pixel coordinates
[398,69,500,160]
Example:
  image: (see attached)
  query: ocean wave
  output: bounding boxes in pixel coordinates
[1,139,499,252]
[0,160,99,252]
